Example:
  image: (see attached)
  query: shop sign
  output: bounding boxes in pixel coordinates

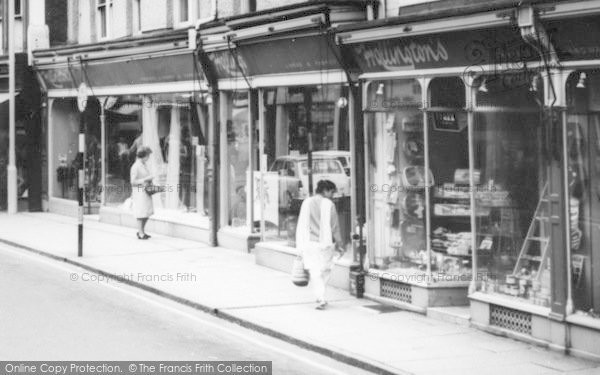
[252,171,279,226]
[238,34,341,76]
[205,34,343,79]
[348,26,537,73]
[37,53,196,90]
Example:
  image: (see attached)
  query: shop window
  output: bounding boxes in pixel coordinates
[261,84,351,249]
[51,99,80,201]
[225,91,251,228]
[104,94,209,215]
[105,96,143,206]
[427,77,471,281]
[566,70,600,318]
[473,73,550,306]
[365,79,427,273]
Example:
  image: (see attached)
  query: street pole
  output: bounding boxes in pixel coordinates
[7,0,17,214]
[78,115,84,257]
[77,83,88,257]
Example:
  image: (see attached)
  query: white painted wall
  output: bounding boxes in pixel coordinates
[140,0,167,31]
[112,0,128,38]
[78,0,92,44]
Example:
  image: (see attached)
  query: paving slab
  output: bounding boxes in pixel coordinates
[1,212,599,375]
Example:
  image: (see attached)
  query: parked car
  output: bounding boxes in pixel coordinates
[313,150,351,176]
[269,153,351,209]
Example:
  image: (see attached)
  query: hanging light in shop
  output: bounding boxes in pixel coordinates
[376,83,385,96]
[336,97,348,108]
[529,75,541,92]
[577,72,587,89]
[478,78,488,93]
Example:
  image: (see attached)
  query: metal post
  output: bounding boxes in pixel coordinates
[305,88,314,195]
[208,90,219,246]
[7,0,17,214]
[100,102,106,205]
[78,115,85,257]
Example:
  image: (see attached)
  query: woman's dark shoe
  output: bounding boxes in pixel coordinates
[136,232,148,240]
[142,234,151,239]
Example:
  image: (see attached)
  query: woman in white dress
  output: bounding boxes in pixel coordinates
[130,146,154,239]
[295,180,343,310]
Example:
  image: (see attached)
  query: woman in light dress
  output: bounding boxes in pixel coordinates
[130,146,154,239]
[295,180,343,310]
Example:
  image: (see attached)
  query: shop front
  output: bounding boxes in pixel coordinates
[0,53,43,213]
[197,1,371,288]
[34,30,212,242]
[337,0,600,359]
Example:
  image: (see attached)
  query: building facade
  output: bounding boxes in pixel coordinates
[27,0,600,361]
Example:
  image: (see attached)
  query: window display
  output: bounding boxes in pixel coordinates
[428,77,472,280]
[566,70,600,317]
[104,93,209,214]
[224,91,250,227]
[365,79,427,274]
[473,74,551,306]
[261,85,351,248]
[51,99,80,201]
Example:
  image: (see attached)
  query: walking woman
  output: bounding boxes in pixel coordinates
[130,146,154,239]
[296,180,343,310]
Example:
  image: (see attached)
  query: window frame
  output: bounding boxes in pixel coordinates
[96,0,113,40]
[174,0,197,28]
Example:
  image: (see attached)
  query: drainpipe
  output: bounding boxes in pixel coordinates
[195,0,218,29]
[519,5,571,352]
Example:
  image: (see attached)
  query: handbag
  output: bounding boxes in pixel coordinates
[144,183,165,196]
[291,256,309,287]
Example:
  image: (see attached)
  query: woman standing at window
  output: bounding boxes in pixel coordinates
[130,146,155,239]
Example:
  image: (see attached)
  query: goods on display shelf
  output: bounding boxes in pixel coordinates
[434,203,491,217]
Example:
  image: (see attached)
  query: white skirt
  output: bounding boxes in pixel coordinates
[132,185,154,219]
[299,241,335,272]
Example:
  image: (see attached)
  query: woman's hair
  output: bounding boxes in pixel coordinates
[136,146,152,159]
[316,180,337,194]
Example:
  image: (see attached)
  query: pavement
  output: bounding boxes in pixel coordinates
[1,212,600,375]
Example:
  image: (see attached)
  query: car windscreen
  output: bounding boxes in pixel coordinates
[300,159,343,175]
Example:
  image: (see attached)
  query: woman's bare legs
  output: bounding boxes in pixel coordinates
[137,219,144,236]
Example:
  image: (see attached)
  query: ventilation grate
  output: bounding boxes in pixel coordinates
[380,279,412,304]
[490,304,532,335]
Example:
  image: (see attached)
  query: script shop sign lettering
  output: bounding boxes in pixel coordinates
[355,38,449,70]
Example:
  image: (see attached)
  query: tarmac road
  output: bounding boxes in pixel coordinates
[0,243,375,375]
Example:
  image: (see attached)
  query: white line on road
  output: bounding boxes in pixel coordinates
[0,243,359,375]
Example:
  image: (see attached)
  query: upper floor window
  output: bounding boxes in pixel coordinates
[97,0,113,39]
[174,0,199,27]
[14,0,21,17]
[133,0,141,34]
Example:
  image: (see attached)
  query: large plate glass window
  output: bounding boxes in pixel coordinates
[365,79,427,275]
[104,93,209,216]
[260,84,352,249]
[427,77,471,282]
[473,73,550,305]
[566,70,600,318]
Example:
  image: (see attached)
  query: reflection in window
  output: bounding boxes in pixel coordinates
[262,85,351,248]
[566,70,600,317]
[474,74,550,306]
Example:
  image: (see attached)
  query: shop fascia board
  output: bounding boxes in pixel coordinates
[225,14,328,43]
[336,10,511,44]
[33,47,193,71]
[32,35,190,67]
[45,80,206,98]
[537,0,600,19]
